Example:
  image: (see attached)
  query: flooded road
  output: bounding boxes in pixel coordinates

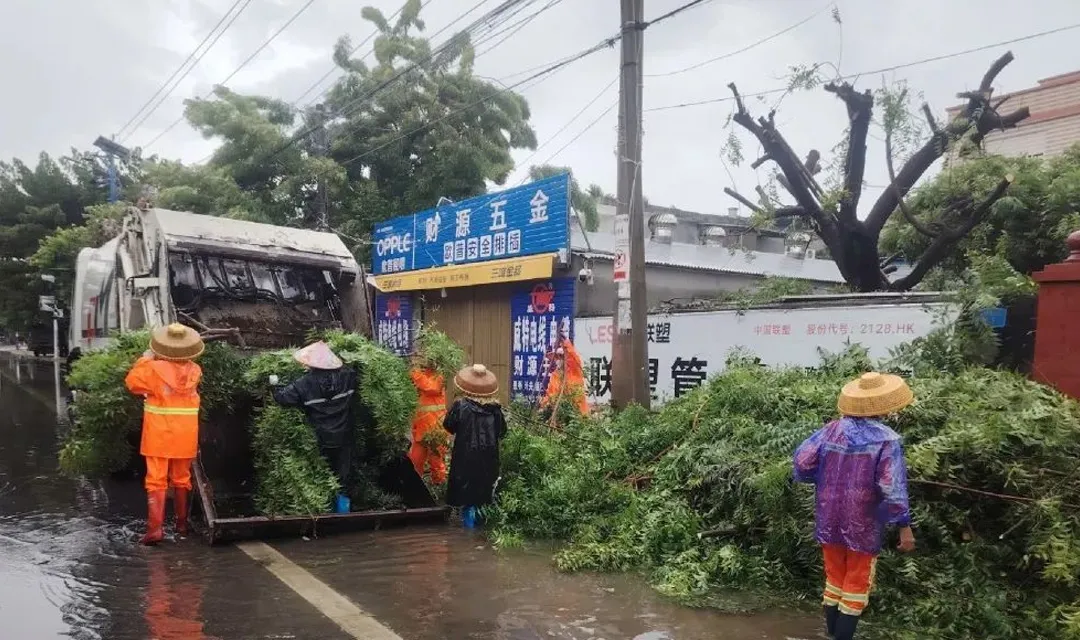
[0,355,818,639]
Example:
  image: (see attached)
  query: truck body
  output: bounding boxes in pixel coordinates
[68,205,445,543]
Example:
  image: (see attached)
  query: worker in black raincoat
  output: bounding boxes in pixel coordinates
[445,363,508,527]
[269,341,359,514]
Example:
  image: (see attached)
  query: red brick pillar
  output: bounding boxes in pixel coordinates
[1032,231,1080,398]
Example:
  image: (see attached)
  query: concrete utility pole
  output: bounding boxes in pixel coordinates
[309,103,331,231]
[610,0,649,410]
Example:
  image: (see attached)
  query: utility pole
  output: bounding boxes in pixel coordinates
[309,104,331,231]
[610,0,649,410]
[93,136,131,203]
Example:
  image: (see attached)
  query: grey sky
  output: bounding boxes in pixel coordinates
[3,0,1079,218]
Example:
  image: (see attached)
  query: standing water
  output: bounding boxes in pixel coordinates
[0,355,817,639]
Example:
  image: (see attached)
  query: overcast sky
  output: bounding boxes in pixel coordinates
[4,0,1079,218]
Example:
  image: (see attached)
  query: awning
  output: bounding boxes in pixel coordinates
[370,253,556,293]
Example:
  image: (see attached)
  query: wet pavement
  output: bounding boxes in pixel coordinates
[0,355,818,639]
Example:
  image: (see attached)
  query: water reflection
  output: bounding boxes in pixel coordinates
[144,553,215,640]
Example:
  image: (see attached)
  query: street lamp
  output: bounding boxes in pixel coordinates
[39,274,63,361]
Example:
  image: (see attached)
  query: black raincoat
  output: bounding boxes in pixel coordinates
[272,366,359,485]
[444,398,508,507]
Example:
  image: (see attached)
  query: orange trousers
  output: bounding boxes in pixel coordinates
[144,456,193,492]
[409,409,448,484]
[822,544,877,616]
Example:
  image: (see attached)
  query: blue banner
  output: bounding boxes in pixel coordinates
[371,173,571,275]
[509,277,576,401]
[374,293,413,356]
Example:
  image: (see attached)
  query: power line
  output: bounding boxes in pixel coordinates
[119,0,255,143]
[525,99,618,178]
[337,36,618,168]
[472,0,564,58]
[116,0,249,140]
[141,0,320,151]
[644,0,714,28]
[645,20,1080,112]
[261,0,538,165]
[646,1,833,78]
[513,76,618,172]
[291,0,425,107]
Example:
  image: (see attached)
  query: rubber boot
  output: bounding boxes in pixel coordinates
[824,605,839,638]
[834,613,859,640]
[174,488,190,537]
[334,493,351,514]
[141,490,166,545]
[463,506,477,529]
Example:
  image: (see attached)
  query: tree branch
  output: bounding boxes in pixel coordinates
[889,174,1014,290]
[724,187,806,219]
[825,82,874,225]
[724,187,763,214]
[884,127,937,238]
[866,53,1028,236]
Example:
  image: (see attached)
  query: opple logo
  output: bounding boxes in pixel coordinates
[376,232,412,257]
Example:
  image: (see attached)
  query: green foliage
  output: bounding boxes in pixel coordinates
[60,331,150,476]
[528,165,605,232]
[250,404,339,516]
[882,147,1080,278]
[490,346,1080,639]
[414,326,465,383]
[60,333,244,477]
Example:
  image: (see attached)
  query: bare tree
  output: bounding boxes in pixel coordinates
[724,52,1030,292]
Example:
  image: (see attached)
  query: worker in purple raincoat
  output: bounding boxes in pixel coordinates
[793,372,917,640]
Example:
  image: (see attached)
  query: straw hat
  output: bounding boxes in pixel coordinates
[837,372,914,417]
[150,323,204,361]
[293,341,343,370]
[454,363,499,398]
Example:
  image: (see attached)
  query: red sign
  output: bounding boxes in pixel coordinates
[613,250,628,282]
[385,296,401,319]
[529,283,556,314]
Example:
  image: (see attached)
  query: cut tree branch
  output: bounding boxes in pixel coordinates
[884,127,937,238]
[889,173,1014,290]
[825,82,874,225]
[865,51,1029,236]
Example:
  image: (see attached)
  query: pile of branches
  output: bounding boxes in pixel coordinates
[489,346,1080,639]
[61,328,427,517]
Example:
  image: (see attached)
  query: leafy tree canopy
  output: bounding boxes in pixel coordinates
[528,164,605,232]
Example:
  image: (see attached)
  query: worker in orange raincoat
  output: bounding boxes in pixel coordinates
[125,323,204,545]
[542,338,589,416]
[408,355,449,484]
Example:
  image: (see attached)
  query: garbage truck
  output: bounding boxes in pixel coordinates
[68,203,446,543]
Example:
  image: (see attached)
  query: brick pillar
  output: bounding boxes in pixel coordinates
[1032,231,1080,398]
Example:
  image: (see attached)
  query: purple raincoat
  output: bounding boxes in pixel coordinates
[793,417,911,555]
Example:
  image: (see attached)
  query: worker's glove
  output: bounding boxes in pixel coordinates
[268,374,280,385]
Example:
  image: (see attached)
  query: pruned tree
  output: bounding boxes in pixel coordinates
[724,52,1030,292]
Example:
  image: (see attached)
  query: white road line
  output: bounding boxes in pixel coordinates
[236,541,403,640]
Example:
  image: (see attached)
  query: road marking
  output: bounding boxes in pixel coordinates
[236,541,403,640]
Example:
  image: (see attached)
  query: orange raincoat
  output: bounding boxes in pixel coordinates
[543,339,589,415]
[408,368,448,484]
[125,356,202,491]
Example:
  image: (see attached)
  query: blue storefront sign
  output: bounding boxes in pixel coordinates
[371,173,571,275]
[509,278,575,401]
[374,293,413,356]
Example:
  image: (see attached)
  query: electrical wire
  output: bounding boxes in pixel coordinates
[261,0,539,165]
[472,0,564,59]
[513,76,618,173]
[337,35,619,168]
[644,0,715,28]
[646,1,833,78]
[646,20,1080,111]
[524,99,618,181]
[116,0,249,140]
[118,0,254,143]
[141,0,320,151]
[292,0,428,107]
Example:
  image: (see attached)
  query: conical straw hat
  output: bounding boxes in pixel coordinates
[150,323,204,361]
[454,363,499,398]
[294,341,343,370]
[837,372,914,417]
